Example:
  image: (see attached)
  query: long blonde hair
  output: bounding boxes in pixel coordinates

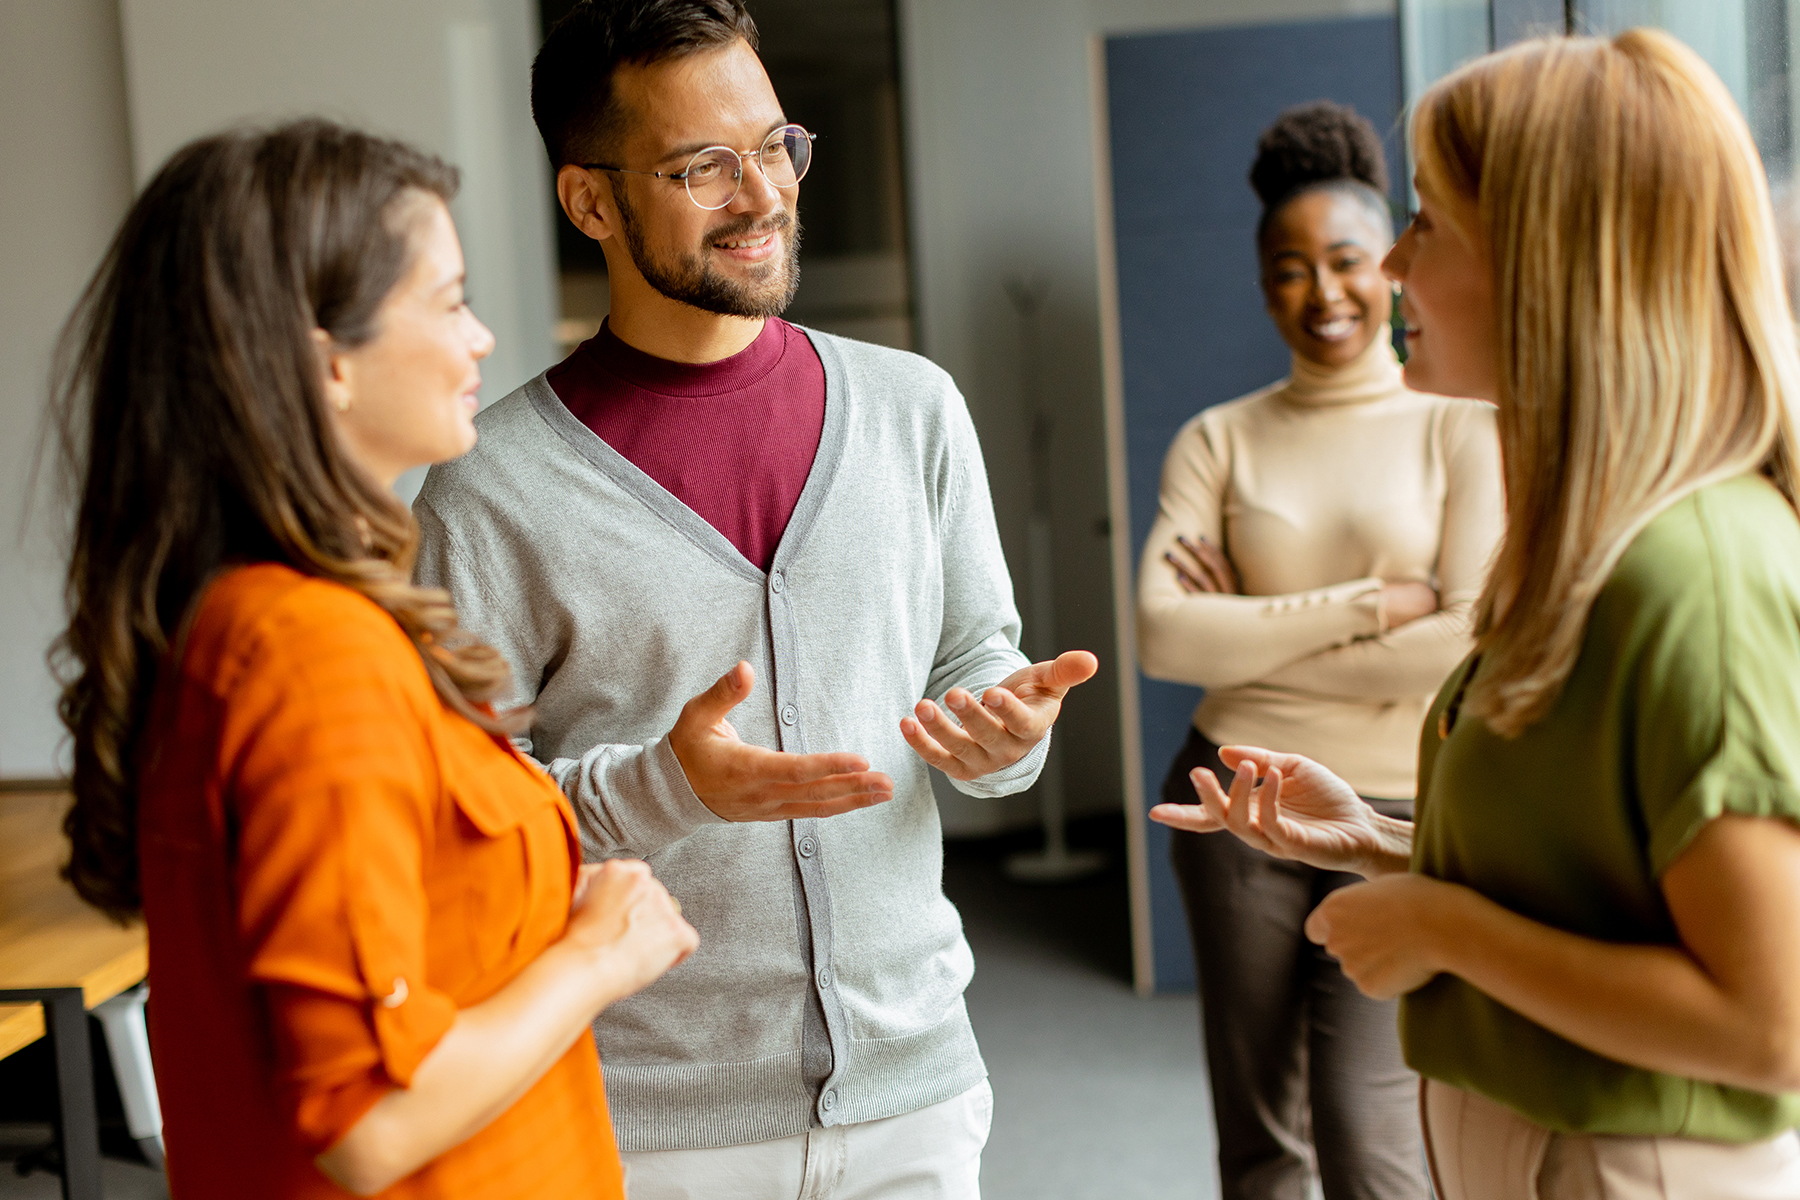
[1415,29,1800,736]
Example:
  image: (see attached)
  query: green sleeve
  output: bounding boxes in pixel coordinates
[1627,491,1800,877]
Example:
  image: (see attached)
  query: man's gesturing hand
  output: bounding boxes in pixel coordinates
[901,650,1099,781]
[669,662,895,821]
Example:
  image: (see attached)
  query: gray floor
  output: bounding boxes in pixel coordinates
[946,840,1218,1200]
[0,1132,164,1200]
[0,826,1218,1200]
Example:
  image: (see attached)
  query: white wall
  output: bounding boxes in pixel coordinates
[895,0,1395,831]
[0,0,558,781]
[2,0,1399,786]
[118,0,559,500]
[0,1,135,779]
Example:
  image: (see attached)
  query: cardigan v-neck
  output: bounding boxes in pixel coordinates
[545,318,827,572]
[530,323,847,581]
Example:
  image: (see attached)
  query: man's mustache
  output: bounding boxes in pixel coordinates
[704,211,794,245]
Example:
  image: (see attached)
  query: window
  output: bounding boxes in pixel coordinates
[1401,0,1798,183]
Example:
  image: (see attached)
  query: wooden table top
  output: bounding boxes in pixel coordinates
[0,1001,46,1059]
[0,791,147,1048]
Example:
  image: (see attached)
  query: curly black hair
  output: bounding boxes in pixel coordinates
[1250,99,1392,245]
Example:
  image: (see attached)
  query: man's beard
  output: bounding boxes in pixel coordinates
[614,191,802,318]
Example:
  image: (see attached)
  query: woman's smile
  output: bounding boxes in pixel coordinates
[1305,312,1362,342]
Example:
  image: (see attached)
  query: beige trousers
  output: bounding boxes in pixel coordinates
[1421,1079,1800,1200]
[621,1080,993,1200]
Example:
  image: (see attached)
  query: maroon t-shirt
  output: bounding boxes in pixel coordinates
[546,318,827,572]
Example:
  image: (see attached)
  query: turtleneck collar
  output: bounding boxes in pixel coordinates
[1282,329,1406,408]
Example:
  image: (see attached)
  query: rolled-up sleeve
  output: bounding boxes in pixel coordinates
[222,605,460,1152]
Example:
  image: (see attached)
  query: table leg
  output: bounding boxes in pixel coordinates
[44,989,102,1200]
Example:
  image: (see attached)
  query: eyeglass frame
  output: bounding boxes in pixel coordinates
[581,123,816,211]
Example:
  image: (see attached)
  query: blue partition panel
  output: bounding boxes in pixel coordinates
[1104,16,1403,991]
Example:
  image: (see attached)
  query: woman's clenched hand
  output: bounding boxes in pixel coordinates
[564,859,698,1006]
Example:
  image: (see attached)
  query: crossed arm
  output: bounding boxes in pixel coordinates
[1138,403,1503,696]
[1151,748,1800,1094]
[1155,533,1443,690]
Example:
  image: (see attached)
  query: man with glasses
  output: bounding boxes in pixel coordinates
[413,1,1095,1196]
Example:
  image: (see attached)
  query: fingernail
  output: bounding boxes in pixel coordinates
[948,693,966,710]
[983,693,1003,707]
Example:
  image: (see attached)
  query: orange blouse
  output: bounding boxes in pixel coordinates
[137,564,624,1199]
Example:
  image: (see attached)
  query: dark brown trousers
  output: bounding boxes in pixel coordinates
[1164,727,1429,1200]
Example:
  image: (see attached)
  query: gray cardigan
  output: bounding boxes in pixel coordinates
[412,329,1046,1151]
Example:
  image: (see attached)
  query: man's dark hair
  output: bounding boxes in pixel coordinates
[532,0,760,170]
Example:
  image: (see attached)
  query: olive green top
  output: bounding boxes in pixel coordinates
[1403,473,1800,1140]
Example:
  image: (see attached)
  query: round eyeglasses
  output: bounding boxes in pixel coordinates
[583,123,816,211]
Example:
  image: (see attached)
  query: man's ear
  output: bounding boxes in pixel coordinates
[557,165,618,244]
[310,327,354,415]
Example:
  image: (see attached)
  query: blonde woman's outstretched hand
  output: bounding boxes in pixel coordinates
[1148,746,1415,878]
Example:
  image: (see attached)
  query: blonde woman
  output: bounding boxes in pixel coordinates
[1152,30,1800,1200]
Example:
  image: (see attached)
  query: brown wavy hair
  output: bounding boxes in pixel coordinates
[52,120,519,921]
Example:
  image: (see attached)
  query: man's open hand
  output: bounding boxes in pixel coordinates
[901,651,1099,781]
[669,662,895,821]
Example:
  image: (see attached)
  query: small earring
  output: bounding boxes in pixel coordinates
[334,395,351,413]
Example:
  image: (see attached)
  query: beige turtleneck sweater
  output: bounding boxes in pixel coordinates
[1136,335,1503,798]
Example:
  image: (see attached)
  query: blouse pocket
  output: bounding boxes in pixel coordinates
[439,726,567,983]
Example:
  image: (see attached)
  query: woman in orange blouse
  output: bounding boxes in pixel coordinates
[52,121,697,1198]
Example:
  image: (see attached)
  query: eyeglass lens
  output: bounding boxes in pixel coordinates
[683,125,812,210]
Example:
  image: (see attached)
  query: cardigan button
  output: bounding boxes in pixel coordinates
[821,1089,837,1113]
[817,967,833,989]
[798,835,818,858]
[782,704,798,726]
[771,572,785,594]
